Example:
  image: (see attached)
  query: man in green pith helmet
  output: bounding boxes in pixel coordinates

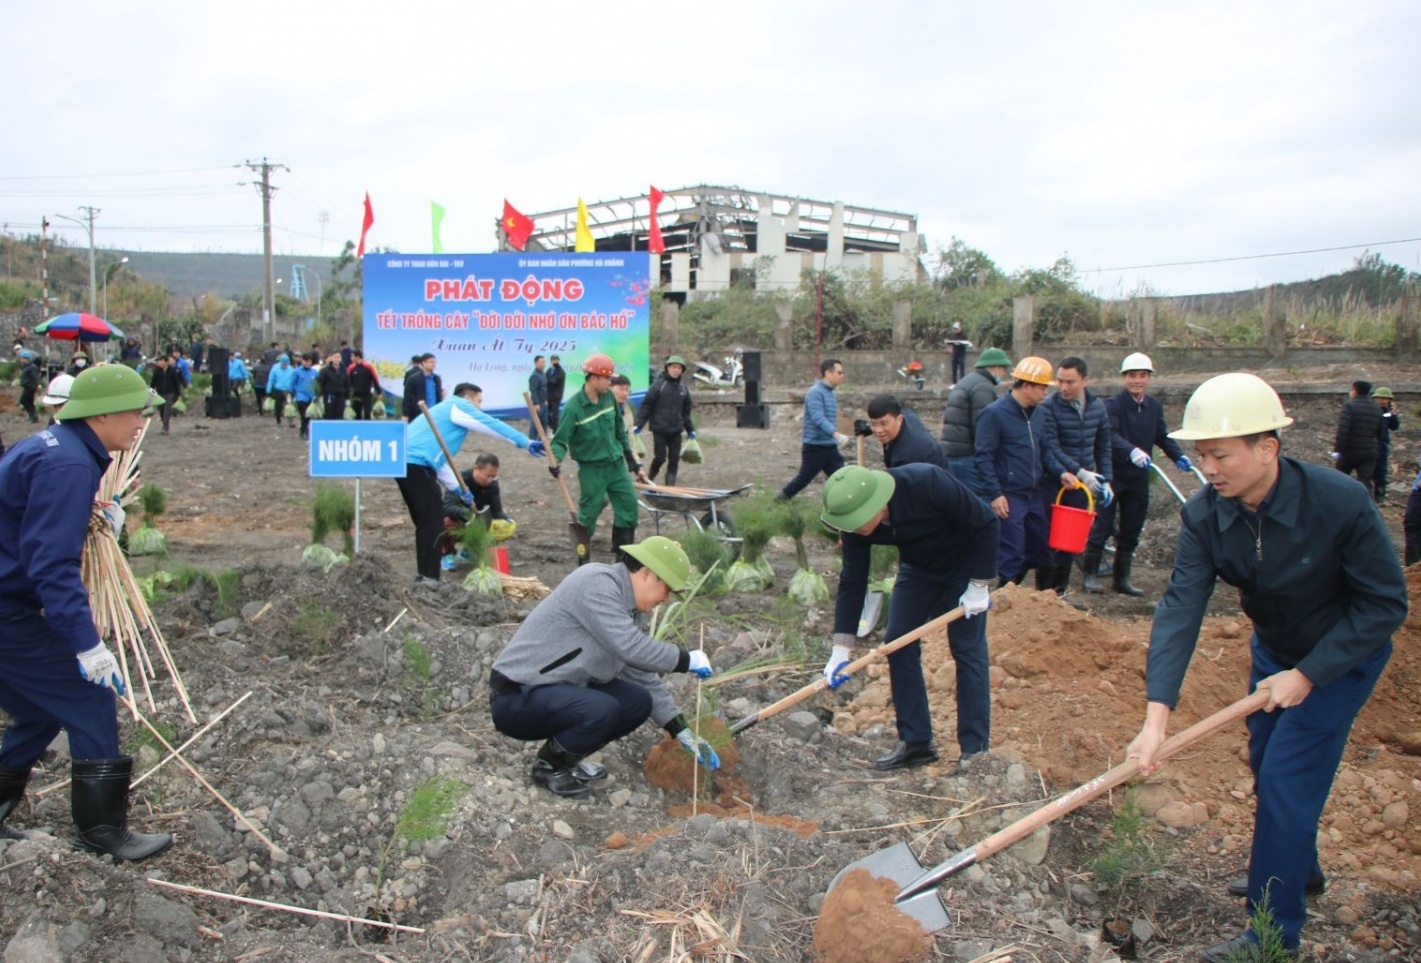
[488,535,717,798]
[635,355,696,486]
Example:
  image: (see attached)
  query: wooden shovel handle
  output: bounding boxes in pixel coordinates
[417,401,470,498]
[523,391,578,516]
[730,605,968,734]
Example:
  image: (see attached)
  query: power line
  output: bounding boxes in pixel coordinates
[0,165,239,181]
[1085,236,1421,273]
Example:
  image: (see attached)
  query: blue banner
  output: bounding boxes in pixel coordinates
[361,252,652,420]
[308,420,408,478]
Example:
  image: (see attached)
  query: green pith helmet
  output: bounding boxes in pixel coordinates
[622,535,692,592]
[56,366,156,422]
[1373,386,1394,399]
[975,347,1011,369]
[665,355,687,370]
[820,465,896,533]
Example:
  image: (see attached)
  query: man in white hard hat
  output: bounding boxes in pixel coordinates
[1126,373,1405,963]
[1082,353,1193,595]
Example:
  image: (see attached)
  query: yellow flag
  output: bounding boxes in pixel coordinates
[574,197,595,252]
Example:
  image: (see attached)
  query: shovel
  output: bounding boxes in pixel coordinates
[828,689,1269,933]
[523,391,591,563]
[853,433,885,636]
[729,605,967,735]
[1150,461,1187,504]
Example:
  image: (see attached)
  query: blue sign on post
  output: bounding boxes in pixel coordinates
[307,421,407,554]
[309,421,408,478]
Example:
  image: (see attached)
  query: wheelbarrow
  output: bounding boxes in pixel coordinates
[634,483,751,548]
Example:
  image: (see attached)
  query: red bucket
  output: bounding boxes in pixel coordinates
[490,545,510,575]
[1048,484,1096,554]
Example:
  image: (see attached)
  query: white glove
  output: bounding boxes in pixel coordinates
[1098,482,1115,509]
[1129,448,1152,469]
[77,643,126,695]
[98,500,126,538]
[822,644,852,689]
[958,580,992,618]
[686,649,713,679]
[676,729,721,770]
[1075,468,1102,492]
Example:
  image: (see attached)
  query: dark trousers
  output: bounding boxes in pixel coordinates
[254,385,267,413]
[648,431,683,483]
[1045,484,1093,569]
[158,394,179,433]
[951,353,966,383]
[296,400,312,438]
[0,613,120,768]
[884,567,989,753]
[779,443,845,499]
[995,491,1049,582]
[396,464,445,579]
[490,677,653,756]
[20,387,38,422]
[271,390,289,425]
[1336,453,1376,490]
[1374,444,1390,497]
[1244,635,1389,948]
[1086,480,1149,556]
[547,399,562,431]
[352,393,375,420]
[325,396,347,421]
[1404,489,1421,566]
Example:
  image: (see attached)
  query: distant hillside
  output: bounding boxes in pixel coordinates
[1160,256,1417,314]
[111,251,342,301]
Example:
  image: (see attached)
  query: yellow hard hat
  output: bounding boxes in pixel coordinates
[1011,356,1053,386]
[1169,373,1293,440]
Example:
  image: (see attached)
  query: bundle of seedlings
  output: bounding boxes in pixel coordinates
[455,511,503,595]
[303,482,354,571]
[675,529,732,596]
[127,482,169,556]
[680,436,704,464]
[779,496,829,605]
[723,490,780,593]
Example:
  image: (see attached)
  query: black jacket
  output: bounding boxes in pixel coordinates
[635,373,694,435]
[1038,388,1112,483]
[316,363,350,398]
[545,364,567,403]
[1106,390,1186,489]
[348,362,379,395]
[403,369,443,420]
[940,369,1000,457]
[1334,396,1384,460]
[883,409,947,470]
[442,470,508,521]
[150,365,185,400]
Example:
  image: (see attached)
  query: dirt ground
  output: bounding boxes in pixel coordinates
[1,365,1419,963]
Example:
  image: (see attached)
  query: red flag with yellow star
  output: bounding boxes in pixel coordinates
[502,200,534,251]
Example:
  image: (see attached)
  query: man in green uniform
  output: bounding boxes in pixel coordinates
[550,353,646,563]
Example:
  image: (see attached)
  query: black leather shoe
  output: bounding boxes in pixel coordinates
[1226,874,1325,898]
[531,760,590,798]
[873,741,939,771]
[1200,932,1296,963]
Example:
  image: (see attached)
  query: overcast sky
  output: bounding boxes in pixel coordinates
[4,1,1418,297]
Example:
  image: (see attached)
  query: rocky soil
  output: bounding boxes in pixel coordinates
[1,367,1419,963]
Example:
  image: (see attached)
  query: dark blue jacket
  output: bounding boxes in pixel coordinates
[972,393,1044,501]
[1038,388,1111,483]
[529,368,548,407]
[833,464,999,635]
[0,421,111,653]
[1146,457,1406,705]
[884,409,947,471]
[1106,390,1186,489]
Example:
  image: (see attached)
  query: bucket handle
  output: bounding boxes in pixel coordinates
[1054,482,1095,513]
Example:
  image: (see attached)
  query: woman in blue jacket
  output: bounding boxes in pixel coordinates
[265,355,297,428]
[290,355,319,439]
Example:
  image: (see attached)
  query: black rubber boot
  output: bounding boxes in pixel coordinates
[1113,552,1145,597]
[611,526,637,565]
[1034,567,1053,592]
[71,757,173,861]
[532,740,591,798]
[1054,563,1074,595]
[0,767,32,840]
[1082,551,1105,594]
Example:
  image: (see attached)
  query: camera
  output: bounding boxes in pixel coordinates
[853,419,873,437]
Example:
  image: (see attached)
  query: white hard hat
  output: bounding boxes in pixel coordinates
[1169,373,1293,440]
[42,373,75,406]
[1120,352,1154,373]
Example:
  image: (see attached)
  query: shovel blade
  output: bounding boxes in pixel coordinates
[856,590,884,638]
[568,519,591,562]
[826,842,952,934]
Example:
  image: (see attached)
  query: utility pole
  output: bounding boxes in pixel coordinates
[40,218,50,317]
[243,158,288,343]
[54,207,100,314]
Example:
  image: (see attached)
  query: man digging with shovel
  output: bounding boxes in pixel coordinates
[1127,373,1406,962]
[819,464,999,771]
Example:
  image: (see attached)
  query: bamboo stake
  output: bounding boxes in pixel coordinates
[122,696,284,859]
[692,623,703,816]
[146,878,425,935]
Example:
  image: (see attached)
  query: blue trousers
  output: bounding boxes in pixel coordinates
[883,566,990,753]
[995,492,1049,583]
[0,613,119,768]
[1244,635,1390,948]
[780,444,845,499]
[490,678,652,756]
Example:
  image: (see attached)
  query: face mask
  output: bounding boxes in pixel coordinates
[74,358,87,368]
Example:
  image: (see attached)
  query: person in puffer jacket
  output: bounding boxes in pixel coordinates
[1036,357,1113,595]
[290,355,319,438]
[265,354,297,427]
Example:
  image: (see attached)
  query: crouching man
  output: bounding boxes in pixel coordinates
[488,535,718,798]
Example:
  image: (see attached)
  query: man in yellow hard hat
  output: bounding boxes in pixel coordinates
[1126,373,1405,962]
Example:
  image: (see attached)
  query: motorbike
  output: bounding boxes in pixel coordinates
[693,349,744,389]
[896,360,926,390]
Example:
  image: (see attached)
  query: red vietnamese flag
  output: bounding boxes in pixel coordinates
[502,200,535,251]
[648,185,666,254]
[356,192,374,258]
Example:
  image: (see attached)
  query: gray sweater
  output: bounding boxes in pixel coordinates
[491,563,691,728]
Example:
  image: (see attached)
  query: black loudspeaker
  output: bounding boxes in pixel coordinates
[736,403,770,429]
[207,346,230,398]
[741,351,762,383]
[204,396,242,419]
[745,381,761,405]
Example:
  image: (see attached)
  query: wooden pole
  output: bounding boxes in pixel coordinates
[146,878,425,935]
